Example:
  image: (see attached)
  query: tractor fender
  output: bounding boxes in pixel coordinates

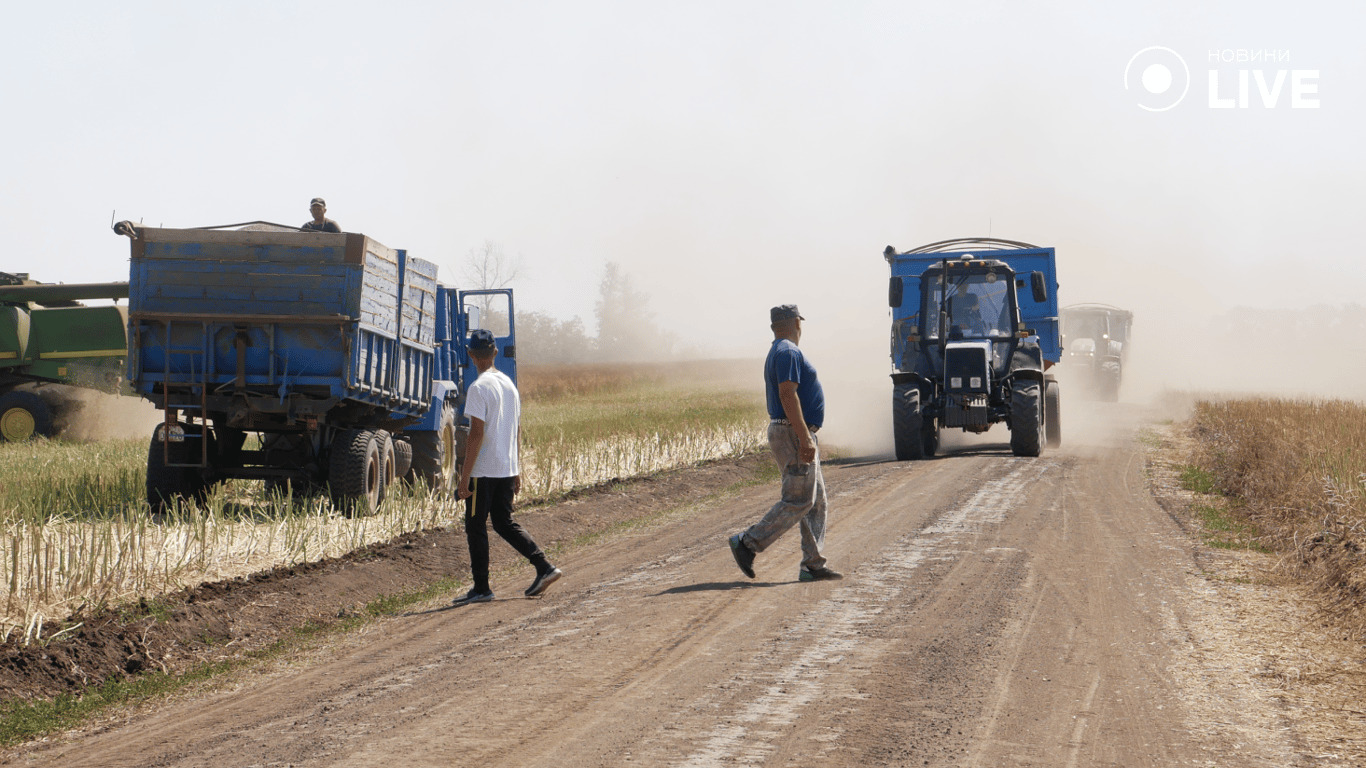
[409,380,458,432]
[1009,342,1045,382]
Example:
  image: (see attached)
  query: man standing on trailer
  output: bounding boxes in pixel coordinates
[728,305,843,582]
[301,197,342,233]
[454,329,562,604]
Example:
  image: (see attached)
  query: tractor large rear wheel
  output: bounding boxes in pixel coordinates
[893,383,924,461]
[408,404,456,491]
[1009,380,1043,457]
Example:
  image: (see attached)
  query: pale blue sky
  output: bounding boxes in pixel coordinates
[1,1,1358,405]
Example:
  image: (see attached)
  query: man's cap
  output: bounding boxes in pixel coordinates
[770,304,805,323]
[310,197,326,207]
[469,328,497,352]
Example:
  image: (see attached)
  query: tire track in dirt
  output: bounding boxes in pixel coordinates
[673,459,1051,767]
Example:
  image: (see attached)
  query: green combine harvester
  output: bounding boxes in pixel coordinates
[0,272,130,441]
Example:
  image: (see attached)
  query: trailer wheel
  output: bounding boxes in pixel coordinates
[392,439,414,479]
[375,430,397,502]
[1044,380,1062,449]
[0,391,54,442]
[328,428,383,517]
[408,404,456,491]
[893,383,924,461]
[146,424,210,516]
[1009,380,1043,457]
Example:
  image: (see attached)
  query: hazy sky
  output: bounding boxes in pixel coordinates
[2,1,1360,415]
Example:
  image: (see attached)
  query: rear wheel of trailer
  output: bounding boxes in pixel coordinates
[329,428,385,516]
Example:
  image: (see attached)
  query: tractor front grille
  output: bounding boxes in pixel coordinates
[944,393,989,427]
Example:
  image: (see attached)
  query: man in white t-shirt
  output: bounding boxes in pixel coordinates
[453,329,561,604]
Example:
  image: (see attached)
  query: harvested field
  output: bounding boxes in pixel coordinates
[0,362,766,645]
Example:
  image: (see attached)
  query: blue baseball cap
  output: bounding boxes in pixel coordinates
[469,328,497,351]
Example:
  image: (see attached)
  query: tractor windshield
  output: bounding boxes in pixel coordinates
[924,271,1013,340]
[1063,312,1106,342]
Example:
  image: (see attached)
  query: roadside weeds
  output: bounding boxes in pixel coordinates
[1143,419,1366,765]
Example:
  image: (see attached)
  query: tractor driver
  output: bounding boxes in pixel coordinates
[949,283,987,336]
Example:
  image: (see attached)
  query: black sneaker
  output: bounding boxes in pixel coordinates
[525,566,562,597]
[799,566,844,582]
[729,533,756,579]
[453,587,494,605]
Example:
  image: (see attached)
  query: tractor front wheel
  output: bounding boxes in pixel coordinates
[893,383,925,461]
[407,404,457,492]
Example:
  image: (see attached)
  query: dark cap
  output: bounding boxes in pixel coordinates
[770,304,804,324]
[310,197,326,207]
[469,328,497,352]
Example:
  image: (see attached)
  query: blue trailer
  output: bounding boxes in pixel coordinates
[884,238,1061,459]
[117,224,516,514]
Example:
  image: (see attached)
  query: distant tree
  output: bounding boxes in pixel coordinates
[460,240,521,292]
[593,262,677,361]
[516,310,593,363]
[458,240,521,336]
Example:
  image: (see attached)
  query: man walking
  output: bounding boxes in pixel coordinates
[454,329,562,604]
[729,305,843,582]
[301,197,342,233]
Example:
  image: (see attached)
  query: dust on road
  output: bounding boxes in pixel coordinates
[11,403,1353,767]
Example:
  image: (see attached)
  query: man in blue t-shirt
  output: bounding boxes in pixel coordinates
[728,304,843,582]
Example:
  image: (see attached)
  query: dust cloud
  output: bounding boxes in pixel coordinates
[49,388,161,443]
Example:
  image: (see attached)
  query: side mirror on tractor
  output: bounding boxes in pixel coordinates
[1031,272,1048,303]
[889,277,904,308]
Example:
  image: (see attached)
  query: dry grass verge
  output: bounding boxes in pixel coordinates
[1188,397,1366,630]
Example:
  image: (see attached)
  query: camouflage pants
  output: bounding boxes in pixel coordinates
[740,422,828,571]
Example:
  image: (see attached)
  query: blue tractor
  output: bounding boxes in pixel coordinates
[885,238,1061,459]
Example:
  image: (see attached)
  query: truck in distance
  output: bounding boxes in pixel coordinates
[885,238,1061,459]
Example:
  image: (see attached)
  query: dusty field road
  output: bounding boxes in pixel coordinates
[14,404,1314,767]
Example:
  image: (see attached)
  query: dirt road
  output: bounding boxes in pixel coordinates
[16,404,1313,766]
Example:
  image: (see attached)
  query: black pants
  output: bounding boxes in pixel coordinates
[464,476,548,592]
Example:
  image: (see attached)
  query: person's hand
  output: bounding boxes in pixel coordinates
[798,438,817,464]
[456,477,472,500]
[511,475,521,496]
